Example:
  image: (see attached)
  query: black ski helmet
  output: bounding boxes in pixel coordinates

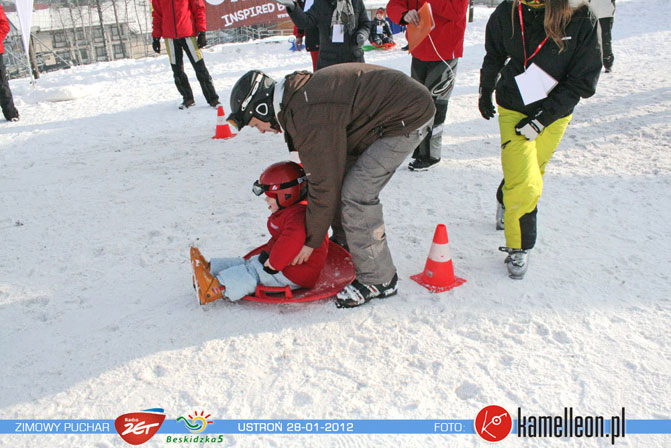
[227,70,277,131]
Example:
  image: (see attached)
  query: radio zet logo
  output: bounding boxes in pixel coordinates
[475,405,512,442]
[114,408,166,445]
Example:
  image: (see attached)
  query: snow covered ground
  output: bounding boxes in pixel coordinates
[1,0,670,446]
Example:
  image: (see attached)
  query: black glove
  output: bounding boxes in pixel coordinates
[263,265,279,275]
[478,87,495,120]
[257,251,269,265]
[197,32,207,48]
[152,38,160,54]
[515,111,545,141]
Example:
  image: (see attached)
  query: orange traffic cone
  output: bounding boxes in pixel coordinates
[411,224,466,293]
[212,106,236,139]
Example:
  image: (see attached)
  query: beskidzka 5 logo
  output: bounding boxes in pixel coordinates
[475,405,513,442]
[177,410,213,433]
[114,408,166,445]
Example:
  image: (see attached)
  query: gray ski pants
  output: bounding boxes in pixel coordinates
[340,119,433,284]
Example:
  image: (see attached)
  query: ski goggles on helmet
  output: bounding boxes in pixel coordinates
[227,72,268,131]
[252,176,307,197]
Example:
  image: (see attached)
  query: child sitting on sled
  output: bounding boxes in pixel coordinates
[369,8,395,47]
[191,161,329,305]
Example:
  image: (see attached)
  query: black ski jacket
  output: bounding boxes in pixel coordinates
[480,0,601,126]
[287,0,371,70]
[295,0,320,52]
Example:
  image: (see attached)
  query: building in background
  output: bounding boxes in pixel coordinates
[2,0,154,78]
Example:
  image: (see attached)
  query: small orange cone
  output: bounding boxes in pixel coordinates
[212,106,236,139]
[411,224,466,292]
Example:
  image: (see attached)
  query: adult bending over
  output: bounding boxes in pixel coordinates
[226,63,435,307]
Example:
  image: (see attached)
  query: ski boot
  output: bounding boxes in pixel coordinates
[499,247,529,280]
[496,202,505,231]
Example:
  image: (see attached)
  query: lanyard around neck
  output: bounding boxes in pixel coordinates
[518,1,549,69]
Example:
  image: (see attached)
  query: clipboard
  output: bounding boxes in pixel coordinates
[406,3,435,53]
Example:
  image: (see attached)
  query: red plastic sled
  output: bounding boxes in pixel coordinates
[376,42,397,49]
[241,241,356,303]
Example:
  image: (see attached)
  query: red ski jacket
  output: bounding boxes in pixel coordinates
[386,0,468,61]
[151,0,207,39]
[265,203,328,288]
[0,6,10,54]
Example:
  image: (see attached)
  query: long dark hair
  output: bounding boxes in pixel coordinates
[512,0,577,52]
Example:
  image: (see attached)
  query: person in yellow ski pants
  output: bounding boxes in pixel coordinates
[497,106,571,250]
[479,0,602,279]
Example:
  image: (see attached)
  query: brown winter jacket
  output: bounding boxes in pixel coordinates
[276,63,435,248]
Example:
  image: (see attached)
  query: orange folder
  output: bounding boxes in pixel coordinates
[406,2,435,53]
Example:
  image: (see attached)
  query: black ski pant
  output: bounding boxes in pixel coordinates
[410,57,458,161]
[599,17,614,70]
[166,37,218,105]
[0,54,19,121]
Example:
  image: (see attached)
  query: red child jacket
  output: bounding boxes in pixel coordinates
[0,6,10,54]
[386,0,468,61]
[265,203,328,289]
[152,0,207,39]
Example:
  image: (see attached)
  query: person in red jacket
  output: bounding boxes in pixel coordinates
[387,0,468,170]
[192,161,329,305]
[151,0,219,109]
[0,5,19,122]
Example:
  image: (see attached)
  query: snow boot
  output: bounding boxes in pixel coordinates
[190,247,210,270]
[499,247,529,280]
[190,247,210,291]
[190,247,223,304]
[496,202,505,231]
[335,273,398,308]
[179,98,195,110]
[193,262,224,304]
[408,157,440,171]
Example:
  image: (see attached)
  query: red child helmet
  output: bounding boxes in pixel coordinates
[253,161,307,208]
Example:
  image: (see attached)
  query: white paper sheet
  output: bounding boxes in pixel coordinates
[514,63,558,105]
